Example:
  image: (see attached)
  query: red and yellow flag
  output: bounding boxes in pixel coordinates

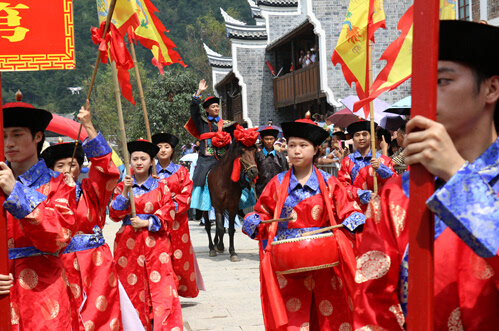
[353,5,413,112]
[95,0,138,105]
[134,0,186,69]
[332,0,385,114]
[96,0,140,35]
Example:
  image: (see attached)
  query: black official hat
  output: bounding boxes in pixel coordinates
[259,126,279,139]
[3,91,52,132]
[151,132,179,149]
[439,20,499,77]
[203,96,220,109]
[41,141,84,169]
[439,20,499,133]
[127,139,160,159]
[281,119,329,146]
[347,121,377,135]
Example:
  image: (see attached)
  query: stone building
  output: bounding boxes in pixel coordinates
[204,0,499,127]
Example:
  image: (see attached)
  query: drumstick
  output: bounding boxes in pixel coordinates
[300,224,344,237]
[260,216,294,224]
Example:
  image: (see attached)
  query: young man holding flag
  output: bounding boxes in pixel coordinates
[354,20,499,330]
[0,96,77,329]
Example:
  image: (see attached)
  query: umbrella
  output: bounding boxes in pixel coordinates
[379,115,406,131]
[340,95,391,114]
[179,153,198,162]
[257,124,283,138]
[47,114,89,140]
[45,114,123,168]
[326,108,364,128]
[384,96,411,115]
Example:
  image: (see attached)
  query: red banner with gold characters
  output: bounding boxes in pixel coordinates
[0,0,75,71]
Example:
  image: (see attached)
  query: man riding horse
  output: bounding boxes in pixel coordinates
[187,79,255,215]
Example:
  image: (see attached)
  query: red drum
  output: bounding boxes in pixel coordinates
[270,232,339,275]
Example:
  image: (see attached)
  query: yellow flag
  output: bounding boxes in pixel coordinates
[332,0,385,103]
[134,0,186,67]
[353,5,413,112]
[440,0,456,20]
[96,0,140,35]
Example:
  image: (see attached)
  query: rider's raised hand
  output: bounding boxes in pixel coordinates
[196,79,208,97]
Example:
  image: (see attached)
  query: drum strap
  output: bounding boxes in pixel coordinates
[259,170,291,329]
[315,167,357,303]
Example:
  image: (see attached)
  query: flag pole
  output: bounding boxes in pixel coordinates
[111,61,137,217]
[70,0,118,171]
[368,40,378,193]
[407,0,438,329]
[128,40,157,177]
[0,72,10,329]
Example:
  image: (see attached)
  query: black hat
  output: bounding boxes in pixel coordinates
[347,121,377,135]
[281,119,329,146]
[151,132,179,149]
[439,20,499,76]
[203,96,220,109]
[41,141,84,169]
[127,139,160,159]
[3,91,52,132]
[259,126,279,139]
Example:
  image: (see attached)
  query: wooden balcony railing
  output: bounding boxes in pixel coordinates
[272,62,323,109]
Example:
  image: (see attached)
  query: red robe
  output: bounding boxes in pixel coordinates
[60,141,122,331]
[158,164,199,298]
[243,169,365,330]
[6,162,77,330]
[109,178,183,331]
[353,172,499,330]
[338,151,396,211]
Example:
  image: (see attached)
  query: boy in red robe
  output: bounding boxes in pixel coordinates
[0,94,77,330]
[338,121,396,210]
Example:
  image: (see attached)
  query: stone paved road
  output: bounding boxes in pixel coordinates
[103,218,265,331]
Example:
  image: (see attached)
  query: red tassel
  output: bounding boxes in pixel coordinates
[231,157,241,182]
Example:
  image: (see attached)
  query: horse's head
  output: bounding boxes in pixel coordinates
[239,142,258,181]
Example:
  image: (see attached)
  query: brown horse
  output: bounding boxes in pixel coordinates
[206,140,258,261]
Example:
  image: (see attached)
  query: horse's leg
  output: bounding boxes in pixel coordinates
[228,210,240,262]
[204,211,217,257]
[215,211,225,253]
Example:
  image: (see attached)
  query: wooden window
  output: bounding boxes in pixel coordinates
[458,0,470,20]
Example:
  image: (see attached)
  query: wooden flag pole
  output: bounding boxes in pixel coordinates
[407,0,439,329]
[0,72,10,329]
[70,0,118,171]
[368,40,378,193]
[111,61,137,217]
[128,40,157,177]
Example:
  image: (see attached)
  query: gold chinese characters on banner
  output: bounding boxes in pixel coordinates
[0,0,75,71]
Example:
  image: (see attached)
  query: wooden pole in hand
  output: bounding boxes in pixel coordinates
[0,72,10,329]
[368,40,378,193]
[70,0,118,171]
[111,61,137,217]
[407,0,438,329]
[128,41,157,177]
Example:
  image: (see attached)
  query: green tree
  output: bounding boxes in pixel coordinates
[129,69,198,161]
